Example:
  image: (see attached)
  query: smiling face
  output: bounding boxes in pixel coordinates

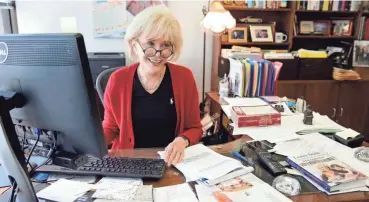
[135,36,173,73]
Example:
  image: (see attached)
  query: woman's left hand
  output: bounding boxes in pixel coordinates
[164,137,188,166]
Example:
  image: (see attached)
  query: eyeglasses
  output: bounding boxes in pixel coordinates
[136,40,173,59]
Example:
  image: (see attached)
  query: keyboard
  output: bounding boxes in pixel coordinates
[36,157,166,179]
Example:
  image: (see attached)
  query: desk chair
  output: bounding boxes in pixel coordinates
[96,67,121,105]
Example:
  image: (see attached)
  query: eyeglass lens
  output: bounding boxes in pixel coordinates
[144,47,172,58]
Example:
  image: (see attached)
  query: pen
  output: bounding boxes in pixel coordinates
[232,150,255,167]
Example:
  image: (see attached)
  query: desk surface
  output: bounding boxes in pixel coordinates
[110,136,369,202]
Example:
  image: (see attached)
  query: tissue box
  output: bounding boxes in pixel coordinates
[231,105,281,128]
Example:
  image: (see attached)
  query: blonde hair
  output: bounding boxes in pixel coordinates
[125,5,183,61]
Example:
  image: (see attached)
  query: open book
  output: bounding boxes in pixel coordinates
[158,144,253,185]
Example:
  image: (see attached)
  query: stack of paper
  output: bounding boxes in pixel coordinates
[47,173,97,184]
[195,173,292,202]
[231,112,345,142]
[158,144,253,184]
[37,179,94,202]
[94,185,153,202]
[275,133,369,195]
[92,177,143,201]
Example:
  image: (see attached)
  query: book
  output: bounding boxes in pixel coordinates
[231,105,281,128]
[287,152,368,192]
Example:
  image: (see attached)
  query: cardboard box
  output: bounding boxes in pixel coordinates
[231,105,281,128]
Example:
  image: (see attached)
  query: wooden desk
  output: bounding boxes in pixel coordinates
[205,92,369,202]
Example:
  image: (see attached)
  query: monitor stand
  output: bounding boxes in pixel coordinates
[0,92,38,202]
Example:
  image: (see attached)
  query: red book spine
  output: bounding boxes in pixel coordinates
[364,19,369,40]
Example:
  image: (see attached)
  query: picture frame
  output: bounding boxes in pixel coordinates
[228,27,248,43]
[249,25,274,42]
[353,40,369,67]
[313,20,331,36]
[299,21,314,34]
[332,19,353,36]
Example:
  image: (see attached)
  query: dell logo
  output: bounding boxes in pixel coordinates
[0,42,8,64]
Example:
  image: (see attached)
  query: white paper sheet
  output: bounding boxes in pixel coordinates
[231,112,345,137]
[223,97,267,107]
[37,179,93,202]
[153,183,199,202]
[336,128,360,139]
[275,133,369,194]
[92,177,142,200]
[221,105,232,118]
[47,173,97,184]
[158,144,245,182]
[195,184,218,202]
[94,185,153,202]
[196,173,292,202]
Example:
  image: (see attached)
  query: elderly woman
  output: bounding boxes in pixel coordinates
[103,5,202,166]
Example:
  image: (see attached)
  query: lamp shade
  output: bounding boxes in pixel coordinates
[201,1,236,33]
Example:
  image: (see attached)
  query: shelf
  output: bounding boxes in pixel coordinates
[221,42,290,46]
[295,10,359,14]
[223,5,291,12]
[294,35,356,39]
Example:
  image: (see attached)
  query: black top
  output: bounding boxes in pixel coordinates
[131,66,177,148]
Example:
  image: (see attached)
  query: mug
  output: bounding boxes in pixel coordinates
[275,32,288,43]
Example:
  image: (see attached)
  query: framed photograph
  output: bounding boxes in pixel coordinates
[313,20,331,35]
[228,27,248,43]
[353,40,369,67]
[332,19,353,36]
[249,25,274,42]
[299,21,314,34]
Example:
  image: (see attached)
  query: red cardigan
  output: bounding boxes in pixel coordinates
[103,62,202,149]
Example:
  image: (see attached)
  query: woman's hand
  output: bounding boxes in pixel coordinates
[164,137,189,166]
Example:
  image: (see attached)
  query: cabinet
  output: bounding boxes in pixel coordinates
[336,82,369,134]
[276,80,369,139]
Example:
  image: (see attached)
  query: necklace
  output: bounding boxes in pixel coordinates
[137,68,165,91]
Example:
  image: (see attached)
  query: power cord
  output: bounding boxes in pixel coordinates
[26,128,41,166]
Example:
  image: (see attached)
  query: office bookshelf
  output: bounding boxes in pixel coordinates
[211,1,369,91]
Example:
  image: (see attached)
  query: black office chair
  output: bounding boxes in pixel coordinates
[96,67,121,104]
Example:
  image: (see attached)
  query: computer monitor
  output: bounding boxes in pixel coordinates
[0,33,108,159]
[0,34,108,201]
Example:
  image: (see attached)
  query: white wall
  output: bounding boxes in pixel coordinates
[15,0,212,99]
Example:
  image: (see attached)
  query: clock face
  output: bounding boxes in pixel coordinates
[233,0,245,6]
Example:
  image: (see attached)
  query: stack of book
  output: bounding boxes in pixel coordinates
[296,0,361,11]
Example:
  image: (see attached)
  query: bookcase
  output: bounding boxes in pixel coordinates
[211,1,369,91]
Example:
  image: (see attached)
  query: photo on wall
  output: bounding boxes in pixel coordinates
[93,0,167,38]
[353,40,369,67]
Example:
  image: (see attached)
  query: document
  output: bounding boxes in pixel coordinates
[195,174,292,202]
[153,183,199,202]
[275,133,369,194]
[158,144,248,182]
[47,173,97,184]
[231,112,344,137]
[223,97,267,107]
[94,185,153,202]
[92,177,142,200]
[37,179,93,202]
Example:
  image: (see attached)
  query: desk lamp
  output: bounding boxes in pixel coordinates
[200,0,235,113]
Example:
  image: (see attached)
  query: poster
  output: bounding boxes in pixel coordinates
[93,0,167,39]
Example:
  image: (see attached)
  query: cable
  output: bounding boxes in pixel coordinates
[22,126,26,150]
[26,128,41,166]
[8,181,16,202]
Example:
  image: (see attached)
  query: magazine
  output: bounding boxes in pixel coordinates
[287,152,367,192]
